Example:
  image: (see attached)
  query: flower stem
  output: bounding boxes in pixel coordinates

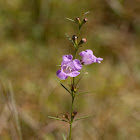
[74,48,78,59]
[78,28,81,39]
[69,94,74,140]
[73,48,78,84]
[69,48,77,140]
[69,97,74,136]
[69,22,81,140]
[69,123,72,140]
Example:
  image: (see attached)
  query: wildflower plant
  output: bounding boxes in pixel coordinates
[48,12,103,140]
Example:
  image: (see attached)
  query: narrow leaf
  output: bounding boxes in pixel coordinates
[65,33,76,48]
[83,11,90,16]
[76,91,95,96]
[76,72,88,86]
[62,133,67,140]
[48,116,68,123]
[65,17,76,23]
[74,115,95,121]
[56,79,72,95]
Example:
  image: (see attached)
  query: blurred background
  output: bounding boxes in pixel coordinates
[0,0,140,140]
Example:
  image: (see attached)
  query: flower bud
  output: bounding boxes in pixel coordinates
[73,110,77,116]
[74,85,77,92]
[78,38,87,46]
[72,35,78,46]
[63,113,69,120]
[79,18,88,29]
[72,35,78,42]
[82,18,88,25]
[69,84,78,93]
[75,17,81,24]
[83,18,88,22]
[72,110,78,119]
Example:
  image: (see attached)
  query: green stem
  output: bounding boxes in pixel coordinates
[73,77,75,86]
[75,48,78,58]
[71,96,74,120]
[78,28,81,39]
[69,93,74,140]
[69,22,81,140]
[73,48,78,84]
[69,123,72,140]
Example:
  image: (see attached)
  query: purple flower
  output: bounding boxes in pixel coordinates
[57,55,82,80]
[79,49,103,65]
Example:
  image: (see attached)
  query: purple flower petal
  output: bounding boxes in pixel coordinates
[57,54,83,80]
[56,70,68,80]
[96,57,103,63]
[66,71,80,77]
[79,49,103,65]
[85,49,93,55]
[79,51,86,57]
[73,59,82,71]
[81,54,93,65]
[62,55,73,62]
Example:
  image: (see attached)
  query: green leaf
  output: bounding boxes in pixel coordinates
[56,78,72,95]
[48,116,68,122]
[65,17,76,23]
[65,33,76,48]
[76,91,95,96]
[62,133,67,140]
[74,115,95,121]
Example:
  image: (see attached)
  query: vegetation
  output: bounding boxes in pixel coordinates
[0,0,140,140]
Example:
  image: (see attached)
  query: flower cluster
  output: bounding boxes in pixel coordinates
[57,49,103,80]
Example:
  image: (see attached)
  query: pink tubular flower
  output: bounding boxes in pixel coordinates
[57,55,82,80]
[79,49,103,65]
